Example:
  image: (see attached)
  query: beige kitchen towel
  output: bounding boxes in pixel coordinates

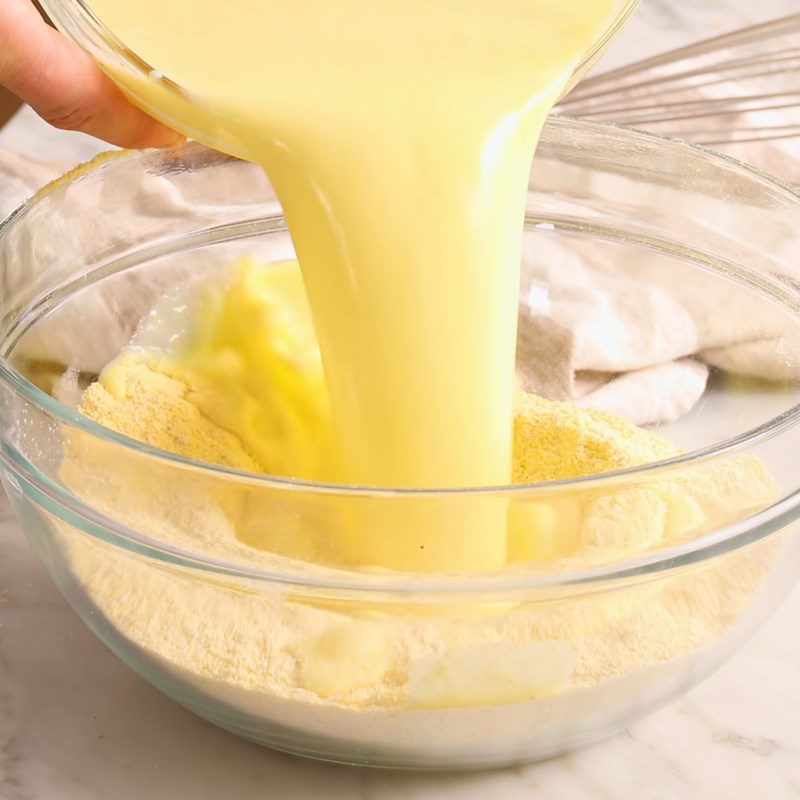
[515,221,800,423]
[0,150,71,213]
[1,147,274,384]
[1,142,797,427]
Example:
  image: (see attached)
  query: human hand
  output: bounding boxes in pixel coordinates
[0,0,184,148]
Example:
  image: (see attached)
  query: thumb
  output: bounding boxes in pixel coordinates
[0,0,184,149]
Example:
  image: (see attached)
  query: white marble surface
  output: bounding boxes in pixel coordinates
[1,0,800,797]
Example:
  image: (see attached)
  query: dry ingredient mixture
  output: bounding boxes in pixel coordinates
[57,258,777,724]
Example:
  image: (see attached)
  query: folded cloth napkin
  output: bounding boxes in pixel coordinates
[1,131,798,426]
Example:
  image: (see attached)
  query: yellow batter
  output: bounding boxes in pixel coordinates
[83,0,621,570]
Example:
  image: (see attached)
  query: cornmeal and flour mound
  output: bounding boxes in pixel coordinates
[53,259,779,758]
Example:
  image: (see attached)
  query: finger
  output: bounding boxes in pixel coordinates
[0,0,185,149]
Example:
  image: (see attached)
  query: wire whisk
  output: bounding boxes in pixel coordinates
[557,13,800,149]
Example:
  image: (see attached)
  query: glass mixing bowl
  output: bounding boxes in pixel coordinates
[1,119,800,770]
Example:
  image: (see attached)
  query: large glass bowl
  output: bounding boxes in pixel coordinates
[1,119,800,770]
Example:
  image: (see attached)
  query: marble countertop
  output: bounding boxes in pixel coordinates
[1,0,800,797]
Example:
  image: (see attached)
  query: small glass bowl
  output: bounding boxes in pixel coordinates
[1,119,800,769]
[38,0,641,159]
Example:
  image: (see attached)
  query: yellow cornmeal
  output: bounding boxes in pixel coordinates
[84,359,261,472]
[59,379,775,706]
[80,359,679,485]
[512,393,678,482]
[59,259,778,710]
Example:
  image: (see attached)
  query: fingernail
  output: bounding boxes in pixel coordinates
[156,132,188,150]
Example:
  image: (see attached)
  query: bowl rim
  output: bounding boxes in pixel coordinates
[3,432,799,593]
[2,119,800,590]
